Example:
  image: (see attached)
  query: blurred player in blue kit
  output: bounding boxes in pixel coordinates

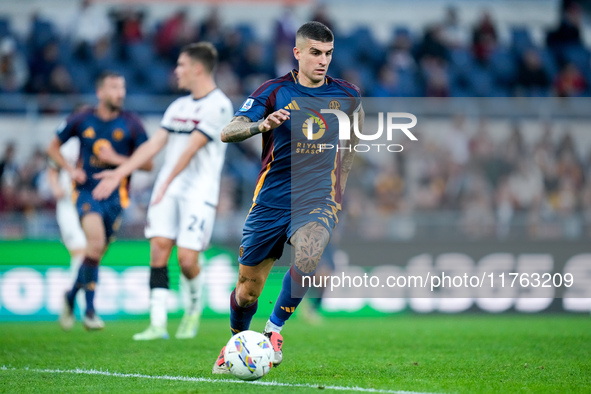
[213,21,364,373]
[47,71,152,330]
[47,105,90,316]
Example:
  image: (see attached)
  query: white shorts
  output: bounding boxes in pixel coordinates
[56,198,87,251]
[144,194,216,251]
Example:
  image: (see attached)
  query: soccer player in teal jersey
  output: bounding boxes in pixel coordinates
[47,71,152,330]
[213,21,364,373]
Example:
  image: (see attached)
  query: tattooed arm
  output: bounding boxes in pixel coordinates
[220,116,262,143]
[221,109,291,143]
[340,105,365,194]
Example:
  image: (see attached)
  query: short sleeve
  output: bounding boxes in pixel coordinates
[347,83,362,114]
[56,118,76,143]
[129,113,149,150]
[195,123,214,141]
[235,81,277,121]
[160,104,175,131]
[198,99,234,141]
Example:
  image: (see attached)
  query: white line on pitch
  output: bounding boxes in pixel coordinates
[1,366,437,394]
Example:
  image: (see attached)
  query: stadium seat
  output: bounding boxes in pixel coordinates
[331,37,356,71]
[137,61,172,94]
[489,48,516,85]
[65,60,94,94]
[450,48,474,70]
[29,18,58,51]
[127,42,156,70]
[348,26,384,67]
[58,40,74,60]
[539,48,559,79]
[510,26,534,55]
[467,65,495,97]
[562,45,590,73]
[0,17,11,38]
[393,26,413,42]
[397,69,419,97]
[90,48,117,73]
[235,24,256,45]
[449,49,475,95]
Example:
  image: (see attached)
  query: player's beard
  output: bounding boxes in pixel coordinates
[306,69,325,85]
[106,98,123,112]
[310,76,323,84]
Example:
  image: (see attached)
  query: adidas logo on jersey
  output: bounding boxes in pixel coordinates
[283,100,300,110]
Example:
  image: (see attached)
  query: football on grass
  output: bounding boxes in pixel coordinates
[224,330,274,380]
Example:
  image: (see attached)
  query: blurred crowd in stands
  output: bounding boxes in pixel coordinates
[2,117,591,241]
[0,0,589,102]
[342,118,591,240]
[1,0,591,240]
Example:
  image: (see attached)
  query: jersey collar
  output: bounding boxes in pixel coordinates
[291,69,329,93]
[192,87,218,101]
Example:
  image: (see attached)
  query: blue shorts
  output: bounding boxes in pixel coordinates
[238,203,338,266]
[75,190,123,240]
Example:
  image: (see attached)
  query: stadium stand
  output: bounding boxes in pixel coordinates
[0,0,590,242]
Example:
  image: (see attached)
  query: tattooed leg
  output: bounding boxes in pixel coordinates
[265,222,330,329]
[234,257,275,306]
[290,222,331,274]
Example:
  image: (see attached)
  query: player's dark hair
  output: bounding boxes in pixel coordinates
[296,21,334,43]
[95,70,124,88]
[180,42,218,73]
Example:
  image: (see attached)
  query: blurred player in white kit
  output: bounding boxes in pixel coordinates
[93,42,233,340]
[47,131,87,312]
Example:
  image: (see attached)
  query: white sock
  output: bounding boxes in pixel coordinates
[182,274,203,315]
[150,288,168,329]
[265,319,283,334]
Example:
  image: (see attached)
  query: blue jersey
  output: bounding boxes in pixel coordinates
[56,108,148,207]
[237,69,361,211]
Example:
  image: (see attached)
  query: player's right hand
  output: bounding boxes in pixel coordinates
[260,109,290,133]
[92,170,121,200]
[96,142,125,166]
[69,168,87,185]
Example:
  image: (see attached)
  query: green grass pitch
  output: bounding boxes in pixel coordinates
[1,315,590,393]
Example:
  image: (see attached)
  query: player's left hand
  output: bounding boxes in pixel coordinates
[260,109,290,133]
[92,170,122,200]
[96,143,124,166]
[151,182,169,206]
